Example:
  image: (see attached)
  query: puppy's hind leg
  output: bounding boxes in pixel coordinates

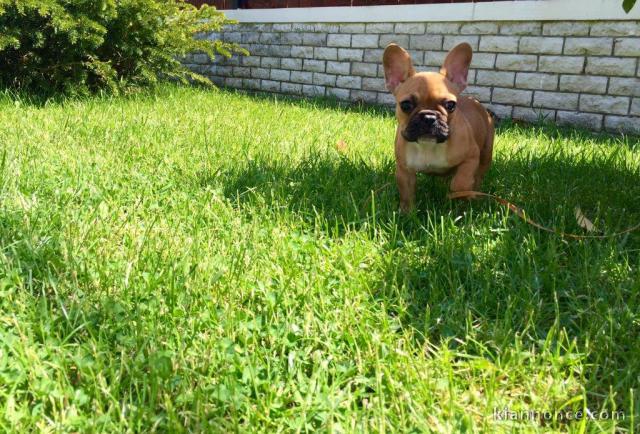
[450,158,479,198]
[474,121,495,189]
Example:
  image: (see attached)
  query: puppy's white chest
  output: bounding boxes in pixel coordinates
[404,139,451,173]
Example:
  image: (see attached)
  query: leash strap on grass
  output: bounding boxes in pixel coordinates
[448,190,640,240]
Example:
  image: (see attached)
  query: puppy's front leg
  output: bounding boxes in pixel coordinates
[396,164,417,213]
[450,158,479,196]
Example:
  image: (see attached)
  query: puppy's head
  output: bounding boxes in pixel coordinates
[383,42,472,143]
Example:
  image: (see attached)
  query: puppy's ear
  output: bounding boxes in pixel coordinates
[440,42,472,93]
[383,44,415,94]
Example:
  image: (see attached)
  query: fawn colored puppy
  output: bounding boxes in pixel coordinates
[383,42,494,212]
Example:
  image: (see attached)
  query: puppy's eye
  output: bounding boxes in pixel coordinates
[444,100,457,112]
[399,100,414,113]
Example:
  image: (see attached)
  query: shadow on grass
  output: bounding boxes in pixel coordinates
[210,119,640,419]
[0,208,66,295]
[214,118,640,235]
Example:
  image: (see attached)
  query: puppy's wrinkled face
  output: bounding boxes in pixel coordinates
[395,73,458,143]
[383,43,472,144]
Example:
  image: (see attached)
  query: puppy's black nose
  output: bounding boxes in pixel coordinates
[419,110,437,126]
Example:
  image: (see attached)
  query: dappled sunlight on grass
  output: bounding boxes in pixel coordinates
[1,85,639,432]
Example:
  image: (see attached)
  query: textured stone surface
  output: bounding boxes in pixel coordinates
[542,22,589,36]
[496,54,538,71]
[336,75,362,89]
[585,57,637,77]
[631,98,640,116]
[476,71,515,87]
[281,58,302,71]
[364,49,384,63]
[378,92,396,106]
[291,23,314,32]
[559,75,608,94]
[261,80,280,92]
[242,56,261,67]
[501,22,542,36]
[339,24,365,33]
[243,78,261,90]
[315,24,340,33]
[303,59,326,73]
[291,46,313,58]
[538,56,585,74]
[338,48,364,62]
[515,73,558,91]
[479,36,519,53]
[427,23,460,34]
[313,73,337,87]
[423,51,448,67]
[302,85,324,97]
[366,23,394,34]
[487,103,513,119]
[327,34,351,48]
[579,95,630,115]
[464,86,492,102]
[591,22,640,37]
[513,107,556,123]
[314,47,338,60]
[326,61,351,75]
[270,69,290,81]
[224,77,243,87]
[471,53,496,69]
[351,90,378,103]
[261,57,280,68]
[607,78,640,97]
[519,37,564,54]
[290,71,313,84]
[614,38,640,57]
[352,34,379,48]
[443,35,480,51]
[233,67,251,78]
[272,24,292,32]
[534,91,579,110]
[326,87,350,100]
[352,62,378,77]
[395,23,426,34]
[461,22,498,35]
[604,116,640,134]
[193,18,640,132]
[492,88,533,106]
[564,38,613,56]
[281,82,302,94]
[250,68,270,79]
[556,111,603,129]
[302,33,327,46]
[281,33,303,45]
[362,77,385,92]
[410,35,443,51]
[379,34,410,48]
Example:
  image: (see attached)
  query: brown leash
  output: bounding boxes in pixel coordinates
[448,190,640,240]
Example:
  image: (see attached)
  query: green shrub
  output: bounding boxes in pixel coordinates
[0,0,245,96]
[623,0,637,12]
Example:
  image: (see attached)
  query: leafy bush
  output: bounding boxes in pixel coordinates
[623,0,637,12]
[0,0,245,96]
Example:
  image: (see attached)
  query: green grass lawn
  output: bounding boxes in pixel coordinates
[1,84,639,432]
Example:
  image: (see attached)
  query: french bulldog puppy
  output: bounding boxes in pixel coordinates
[383,42,494,212]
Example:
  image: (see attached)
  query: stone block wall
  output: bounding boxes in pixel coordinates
[185,20,640,134]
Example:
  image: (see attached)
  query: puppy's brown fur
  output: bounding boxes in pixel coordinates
[383,43,494,212]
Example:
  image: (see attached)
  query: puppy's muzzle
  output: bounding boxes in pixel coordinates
[401,110,449,143]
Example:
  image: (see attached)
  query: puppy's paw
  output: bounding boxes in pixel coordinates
[399,201,415,214]
[448,190,480,200]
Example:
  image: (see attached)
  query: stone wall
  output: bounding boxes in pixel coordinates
[186,20,640,134]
